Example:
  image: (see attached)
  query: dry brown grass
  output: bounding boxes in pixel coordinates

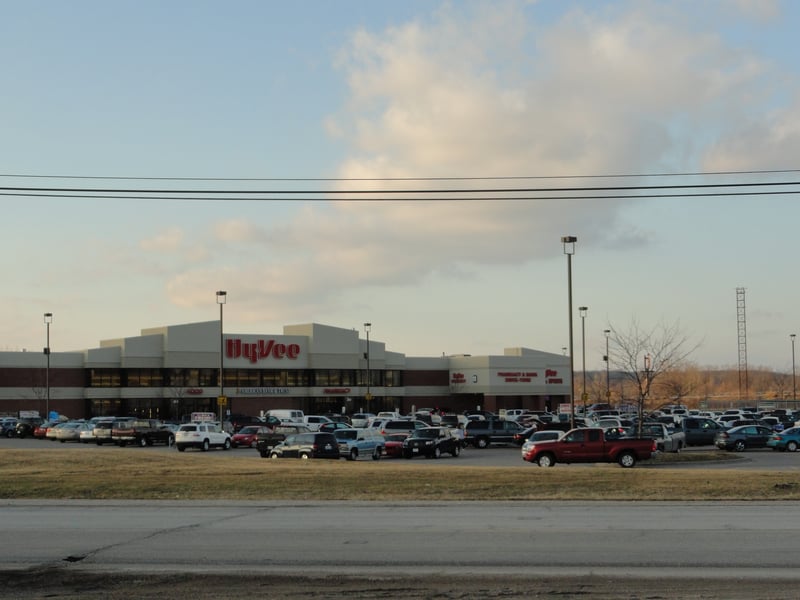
[2,449,800,500]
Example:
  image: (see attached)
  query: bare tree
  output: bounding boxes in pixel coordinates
[607,318,700,436]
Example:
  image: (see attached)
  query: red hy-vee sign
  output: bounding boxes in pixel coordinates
[226,338,301,363]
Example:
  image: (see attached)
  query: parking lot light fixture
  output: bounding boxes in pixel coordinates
[561,236,577,429]
[579,306,588,414]
[216,291,227,422]
[791,334,796,405]
[364,323,372,408]
[604,329,611,400]
[44,313,53,419]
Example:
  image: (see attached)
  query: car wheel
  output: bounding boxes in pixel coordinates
[618,451,637,468]
[372,448,381,460]
[177,445,186,452]
[452,445,461,457]
[168,435,175,447]
[537,453,555,468]
[201,439,210,452]
[476,437,489,449]
[734,440,746,452]
[788,441,798,452]
[404,451,413,459]
[138,437,148,448]
[223,439,231,450]
[270,452,279,459]
[350,449,359,461]
[299,452,310,460]
[433,447,441,459]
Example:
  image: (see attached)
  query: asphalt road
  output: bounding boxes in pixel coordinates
[3,499,800,577]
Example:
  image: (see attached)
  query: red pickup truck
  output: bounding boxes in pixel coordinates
[521,427,656,468]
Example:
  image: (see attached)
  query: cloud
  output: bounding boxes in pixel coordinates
[164,1,795,322]
[140,227,184,252]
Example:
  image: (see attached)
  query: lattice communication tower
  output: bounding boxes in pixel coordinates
[736,287,748,401]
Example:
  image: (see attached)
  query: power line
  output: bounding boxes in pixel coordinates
[0,180,798,197]
[1,168,799,182]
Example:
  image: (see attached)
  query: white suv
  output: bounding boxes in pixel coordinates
[175,422,232,452]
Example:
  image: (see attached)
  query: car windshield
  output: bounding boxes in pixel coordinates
[238,426,259,434]
[180,425,197,432]
[415,429,440,439]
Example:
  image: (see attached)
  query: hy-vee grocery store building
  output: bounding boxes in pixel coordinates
[0,321,571,421]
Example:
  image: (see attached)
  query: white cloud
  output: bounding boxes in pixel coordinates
[163,1,795,326]
[140,227,184,252]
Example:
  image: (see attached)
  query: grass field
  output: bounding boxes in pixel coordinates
[2,449,800,500]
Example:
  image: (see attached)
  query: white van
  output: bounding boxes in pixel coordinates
[266,409,305,424]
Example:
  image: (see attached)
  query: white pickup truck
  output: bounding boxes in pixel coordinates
[638,422,686,453]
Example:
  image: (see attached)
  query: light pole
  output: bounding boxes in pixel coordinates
[216,291,227,423]
[364,323,372,408]
[579,306,588,414]
[604,329,611,402]
[43,313,53,419]
[791,334,796,405]
[561,235,577,428]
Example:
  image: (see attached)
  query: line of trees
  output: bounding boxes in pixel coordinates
[577,318,797,436]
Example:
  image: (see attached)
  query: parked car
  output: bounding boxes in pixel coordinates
[318,421,353,433]
[46,422,67,441]
[1,417,19,437]
[636,422,686,453]
[268,432,340,460]
[520,430,563,458]
[680,417,727,446]
[383,432,410,458]
[378,419,429,436]
[512,426,538,446]
[334,428,385,460]
[463,419,525,448]
[15,417,44,439]
[112,419,175,447]
[227,414,264,433]
[303,415,334,431]
[350,413,375,428]
[522,427,657,468]
[402,427,462,459]
[175,422,232,452]
[92,420,119,445]
[714,424,774,452]
[231,425,271,448]
[55,421,90,443]
[767,427,800,452]
[256,424,313,457]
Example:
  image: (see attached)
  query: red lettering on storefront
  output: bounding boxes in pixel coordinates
[226,338,301,363]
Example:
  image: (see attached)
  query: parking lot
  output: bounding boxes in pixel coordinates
[4,435,800,470]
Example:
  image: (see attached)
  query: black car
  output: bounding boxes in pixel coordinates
[402,427,461,459]
[111,419,175,447]
[268,432,340,460]
[15,417,43,439]
[463,419,525,448]
[714,424,774,451]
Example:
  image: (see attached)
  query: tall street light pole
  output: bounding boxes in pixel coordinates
[364,323,372,410]
[44,313,53,419]
[791,333,797,406]
[579,306,588,415]
[604,329,611,402]
[561,236,577,429]
[216,291,227,424]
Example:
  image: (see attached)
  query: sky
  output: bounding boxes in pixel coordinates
[2,0,800,372]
